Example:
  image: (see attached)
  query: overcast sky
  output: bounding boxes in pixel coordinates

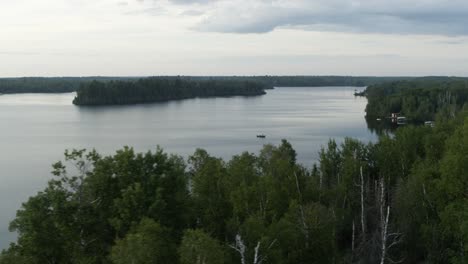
[1,0,468,77]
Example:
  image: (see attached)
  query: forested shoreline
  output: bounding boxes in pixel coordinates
[0,76,420,95]
[72,76,438,106]
[73,78,268,106]
[365,77,468,122]
[166,76,413,88]
[0,77,136,94]
[1,78,467,263]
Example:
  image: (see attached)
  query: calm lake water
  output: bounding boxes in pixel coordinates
[0,86,376,249]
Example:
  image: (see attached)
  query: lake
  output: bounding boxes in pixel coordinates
[0,86,376,249]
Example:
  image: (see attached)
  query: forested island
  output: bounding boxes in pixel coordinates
[72,78,268,106]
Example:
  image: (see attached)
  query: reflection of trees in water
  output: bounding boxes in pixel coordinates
[365,117,398,135]
[366,115,429,136]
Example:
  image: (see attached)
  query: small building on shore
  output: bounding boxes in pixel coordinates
[391,113,407,124]
[425,121,435,128]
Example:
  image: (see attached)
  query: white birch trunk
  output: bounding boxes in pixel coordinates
[319,172,323,189]
[360,166,366,236]
[253,242,261,264]
[229,234,246,264]
[352,220,355,253]
[380,206,390,264]
[379,178,390,264]
[294,172,309,242]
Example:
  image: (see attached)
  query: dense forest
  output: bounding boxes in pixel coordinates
[365,77,468,122]
[72,78,268,106]
[1,76,417,94]
[161,76,413,88]
[1,109,467,263]
[0,77,135,94]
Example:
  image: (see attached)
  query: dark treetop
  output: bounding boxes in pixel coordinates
[72,78,268,106]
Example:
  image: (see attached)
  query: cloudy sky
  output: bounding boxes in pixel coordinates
[1,0,468,76]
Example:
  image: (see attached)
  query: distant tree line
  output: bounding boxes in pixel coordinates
[365,77,468,122]
[72,78,268,106]
[0,77,135,94]
[188,76,414,87]
[1,110,467,263]
[111,76,416,88]
[0,76,432,94]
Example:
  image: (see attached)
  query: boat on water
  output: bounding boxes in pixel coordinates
[257,134,266,138]
[353,89,365,96]
[397,116,407,125]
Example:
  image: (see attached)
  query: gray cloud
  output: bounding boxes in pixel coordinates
[182,0,468,35]
[168,0,217,4]
[180,9,205,16]
[434,39,468,45]
[125,6,166,16]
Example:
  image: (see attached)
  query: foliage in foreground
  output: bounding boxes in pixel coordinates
[1,114,468,263]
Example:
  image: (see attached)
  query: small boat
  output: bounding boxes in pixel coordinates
[257,134,266,138]
[376,118,382,121]
[397,116,407,125]
[353,90,365,96]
